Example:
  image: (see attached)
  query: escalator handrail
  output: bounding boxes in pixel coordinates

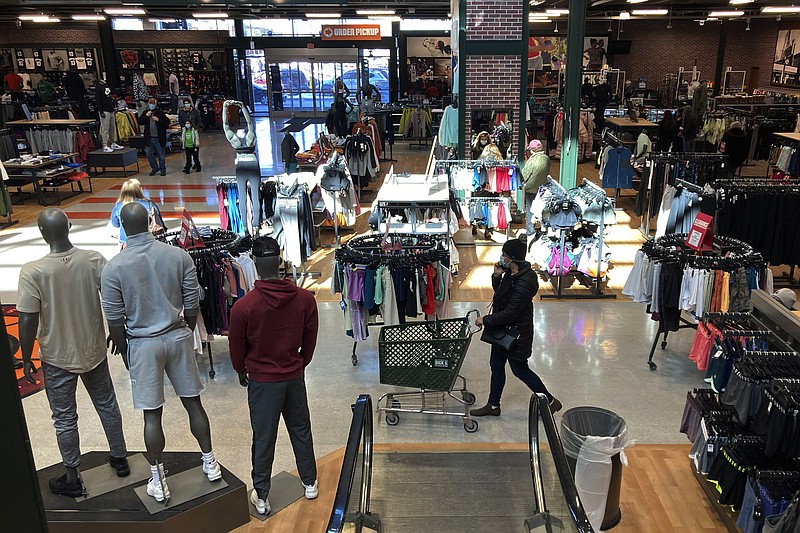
[529,393,594,532]
[326,394,373,533]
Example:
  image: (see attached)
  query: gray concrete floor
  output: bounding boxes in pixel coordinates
[23,300,704,494]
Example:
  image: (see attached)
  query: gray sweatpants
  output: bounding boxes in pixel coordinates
[99,111,117,147]
[248,377,316,499]
[42,359,127,468]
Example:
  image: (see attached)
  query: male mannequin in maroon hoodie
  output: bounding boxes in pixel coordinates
[228,236,319,516]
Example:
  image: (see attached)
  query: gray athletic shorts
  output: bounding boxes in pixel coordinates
[127,327,204,410]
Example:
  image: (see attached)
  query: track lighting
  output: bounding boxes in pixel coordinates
[746,18,751,30]
[554,21,559,33]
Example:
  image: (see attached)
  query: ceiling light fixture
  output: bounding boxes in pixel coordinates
[762,6,800,13]
[149,18,176,23]
[305,13,341,18]
[72,14,106,20]
[546,9,569,15]
[746,18,751,30]
[608,20,613,31]
[627,0,648,4]
[192,12,229,18]
[530,0,545,5]
[530,18,551,23]
[367,15,401,21]
[632,9,668,15]
[33,17,60,23]
[104,8,146,15]
[356,10,395,15]
[730,0,754,4]
[619,11,631,20]
[709,10,744,17]
[553,21,559,32]
[18,14,45,20]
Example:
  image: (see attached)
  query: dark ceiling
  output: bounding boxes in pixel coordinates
[1,0,800,23]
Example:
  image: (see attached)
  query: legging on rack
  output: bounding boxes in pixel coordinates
[236,155,261,234]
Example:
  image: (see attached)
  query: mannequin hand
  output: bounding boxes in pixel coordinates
[23,360,38,384]
[238,371,249,387]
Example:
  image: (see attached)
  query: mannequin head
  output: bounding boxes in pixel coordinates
[252,237,282,280]
[120,202,150,238]
[37,208,72,253]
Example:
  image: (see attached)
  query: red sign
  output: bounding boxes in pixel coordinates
[686,213,714,251]
[321,24,381,41]
[178,209,205,250]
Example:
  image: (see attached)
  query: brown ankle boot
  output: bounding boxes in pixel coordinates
[470,403,501,417]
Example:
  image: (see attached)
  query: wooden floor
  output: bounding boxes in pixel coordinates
[233,443,727,533]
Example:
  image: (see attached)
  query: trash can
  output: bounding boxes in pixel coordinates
[560,406,632,531]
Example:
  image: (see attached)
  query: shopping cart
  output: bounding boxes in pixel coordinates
[376,309,483,433]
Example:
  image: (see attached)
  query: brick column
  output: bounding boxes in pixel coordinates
[461,0,526,156]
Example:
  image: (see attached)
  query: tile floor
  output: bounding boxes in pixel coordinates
[2,119,710,500]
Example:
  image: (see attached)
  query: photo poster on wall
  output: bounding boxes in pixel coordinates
[528,36,611,72]
[0,49,13,71]
[407,37,451,57]
[772,24,800,87]
[44,49,70,72]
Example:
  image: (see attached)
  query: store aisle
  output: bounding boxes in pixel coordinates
[21,299,708,502]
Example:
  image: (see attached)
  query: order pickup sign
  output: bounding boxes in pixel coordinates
[686,213,714,251]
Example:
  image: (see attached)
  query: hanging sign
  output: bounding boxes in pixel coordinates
[177,209,205,250]
[320,24,381,41]
[686,213,714,252]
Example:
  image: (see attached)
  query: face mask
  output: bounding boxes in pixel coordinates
[148,103,155,110]
[185,123,191,129]
[480,139,488,146]
[184,104,191,110]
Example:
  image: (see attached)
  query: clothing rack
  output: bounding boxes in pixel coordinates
[542,178,616,301]
[335,232,449,365]
[157,228,241,378]
[641,233,764,370]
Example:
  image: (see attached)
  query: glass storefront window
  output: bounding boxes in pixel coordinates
[399,19,451,32]
[243,18,392,38]
[111,18,144,31]
[184,19,235,36]
[243,19,295,37]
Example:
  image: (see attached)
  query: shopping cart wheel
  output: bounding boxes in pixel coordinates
[462,392,476,405]
[464,419,478,433]
[386,412,400,426]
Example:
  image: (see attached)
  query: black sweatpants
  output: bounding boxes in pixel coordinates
[184,148,201,171]
[248,377,317,499]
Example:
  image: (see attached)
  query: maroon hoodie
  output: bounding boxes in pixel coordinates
[228,278,318,383]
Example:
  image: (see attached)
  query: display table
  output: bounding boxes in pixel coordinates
[376,172,450,235]
[4,153,91,206]
[6,119,97,127]
[774,131,800,143]
[605,117,658,130]
[87,148,139,177]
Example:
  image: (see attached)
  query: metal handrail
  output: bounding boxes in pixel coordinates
[528,393,594,533]
[326,394,376,533]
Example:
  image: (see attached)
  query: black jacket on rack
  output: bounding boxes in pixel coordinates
[483,263,539,361]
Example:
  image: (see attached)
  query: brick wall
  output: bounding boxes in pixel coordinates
[466,0,523,41]
[113,30,229,46]
[0,25,100,45]
[611,19,779,93]
[465,55,522,146]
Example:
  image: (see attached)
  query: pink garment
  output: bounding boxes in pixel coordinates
[497,202,508,230]
[688,322,720,372]
[217,185,229,230]
[495,167,509,192]
[487,168,497,192]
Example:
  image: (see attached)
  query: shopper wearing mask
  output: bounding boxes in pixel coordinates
[178,98,201,131]
[472,131,491,159]
[181,121,201,174]
[719,121,748,178]
[522,140,551,235]
[471,238,561,417]
[138,98,168,176]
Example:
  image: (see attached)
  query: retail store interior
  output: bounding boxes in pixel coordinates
[2,1,800,532]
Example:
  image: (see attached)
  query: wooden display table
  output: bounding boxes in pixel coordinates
[87,148,139,177]
[4,153,91,206]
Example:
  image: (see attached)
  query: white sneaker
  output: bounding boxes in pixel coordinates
[202,460,222,482]
[146,476,170,502]
[250,488,270,515]
[110,143,124,150]
[102,146,114,153]
[303,480,318,499]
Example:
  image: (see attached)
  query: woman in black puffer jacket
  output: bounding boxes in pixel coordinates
[471,238,561,417]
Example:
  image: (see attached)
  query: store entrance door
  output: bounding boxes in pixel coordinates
[265,58,357,117]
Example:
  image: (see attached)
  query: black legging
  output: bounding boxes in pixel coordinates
[334,101,348,138]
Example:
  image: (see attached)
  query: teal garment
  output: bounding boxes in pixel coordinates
[439,105,459,148]
[374,266,384,306]
[347,103,359,126]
